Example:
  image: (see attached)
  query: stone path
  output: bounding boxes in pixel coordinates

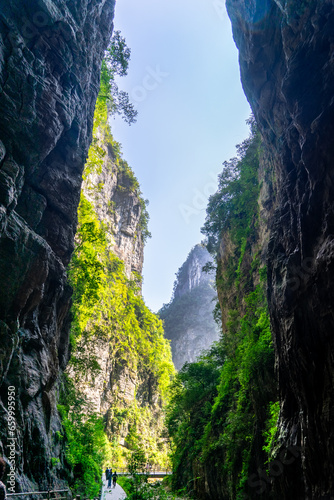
[101,475,126,500]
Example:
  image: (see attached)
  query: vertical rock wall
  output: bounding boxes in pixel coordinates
[69,119,173,468]
[226,1,334,497]
[160,245,219,371]
[83,136,144,279]
[0,0,114,490]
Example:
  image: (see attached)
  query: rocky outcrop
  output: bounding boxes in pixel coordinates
[173,244,214,299]
[0,0,114,490]
[83,132,144,279]
[160,245,219,371]
[68,114,173,468]
[226,1,334,497]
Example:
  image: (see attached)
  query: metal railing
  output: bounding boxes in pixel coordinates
[7,489,70,500]
[116,468,172,475]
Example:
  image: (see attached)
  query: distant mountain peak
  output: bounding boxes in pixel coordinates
[160,244,219,371]
[173,244,215,299]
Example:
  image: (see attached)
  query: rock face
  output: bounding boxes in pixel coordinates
[69,118,173,468]
[83,133,144,279]
[160,245,219,371]
[0,0,114,490]
[226,1,334,497]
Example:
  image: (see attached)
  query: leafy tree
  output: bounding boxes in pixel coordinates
[202,115,260,254]
[59,29,172,498]
[102,30,138,125]
[58,377,110,499]
[166,350,222,494]
[122,449,174,500]
[167,120,278,498]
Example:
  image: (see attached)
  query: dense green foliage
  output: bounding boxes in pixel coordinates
[166,349,222,494]
[167,122,278,499]
[58,378,110,498]
[102,30,138,125]
[69,192,169,398]
[118,450,175,500]
[59,34,174,498]
[201,284,276,498]
[202,116,259,255]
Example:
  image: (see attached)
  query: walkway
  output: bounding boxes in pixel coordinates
[101,475,126,500]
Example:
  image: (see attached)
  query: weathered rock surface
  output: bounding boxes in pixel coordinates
[70,119,171,464]
[0,0,114,490]
[83,132,144,279]
[226,1,334,497]
[160,244,219,371]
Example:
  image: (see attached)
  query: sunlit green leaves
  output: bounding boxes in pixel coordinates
[167,120,278,498]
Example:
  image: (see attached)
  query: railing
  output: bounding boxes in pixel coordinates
[7,489,70,500]
[115,469,172,477]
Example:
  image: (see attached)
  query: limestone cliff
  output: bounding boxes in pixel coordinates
[67,113,174,470]
[159,245,219,371]
[82,130,144,279]
[226,1,334,497]
[0,0,115,490]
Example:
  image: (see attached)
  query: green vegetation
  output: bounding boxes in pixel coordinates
[202,116,260,256]
[118,450,175,500]
[167,120,278,498]
[263,401,280,458]
[59,32,174,498]
[58,378,111,499]
[166,349,222,495]
[102,30,137,125]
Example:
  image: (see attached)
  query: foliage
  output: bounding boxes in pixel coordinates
[58,377,110,499]
[102,30,137,125]
[263,401,280,458]
[68,188,174,453]
[202,116,260,254]
[122,450,174,500]
[60,31,173,496]
[201,284,276,497]
[167,120,278,498]
[166,349,222,494]
[117,476,133,495]
[85,62,151,244]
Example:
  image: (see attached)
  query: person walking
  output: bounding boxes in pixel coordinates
[107,468,112,489]
[0,458,7,500]
[112,471,118,488]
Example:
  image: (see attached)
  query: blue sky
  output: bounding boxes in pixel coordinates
[111,0,251,312]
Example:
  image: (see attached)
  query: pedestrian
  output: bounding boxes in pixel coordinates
[112,471,118,488]
[0,458,7,500]
[105,467,108,482]
[107,468,112,489]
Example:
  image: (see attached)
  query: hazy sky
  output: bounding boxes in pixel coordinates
[111,0,251,312]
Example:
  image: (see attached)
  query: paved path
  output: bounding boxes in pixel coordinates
[101,475,126,500]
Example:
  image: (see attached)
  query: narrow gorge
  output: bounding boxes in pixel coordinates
[63,78,174,494]
[0,1,334,499]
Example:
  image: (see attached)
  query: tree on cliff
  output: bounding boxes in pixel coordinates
[101,30,138,125]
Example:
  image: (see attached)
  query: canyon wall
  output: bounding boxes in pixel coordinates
[226,1,334,497]
[159,244,219,371]
[0,0,114,490]
[68,114,174,470]
[83,132,144,280]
